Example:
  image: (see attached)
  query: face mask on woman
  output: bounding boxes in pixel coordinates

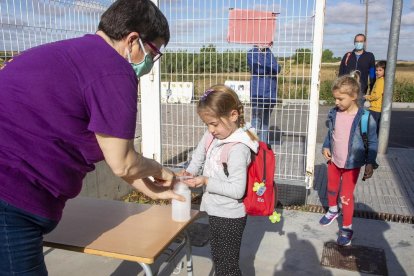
[127,38,154,77]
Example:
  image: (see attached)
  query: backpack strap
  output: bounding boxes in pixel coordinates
[204,132,238,177]
[261,142,268,183]
[360,109,370,160]
[345,52,352,66]
[360,109,369,135]
[204,133,215,154]
[219,142,238,177]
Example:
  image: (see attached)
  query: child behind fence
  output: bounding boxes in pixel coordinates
[364,60,386,134]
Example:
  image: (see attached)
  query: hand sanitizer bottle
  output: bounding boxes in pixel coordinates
[172,182,191,222]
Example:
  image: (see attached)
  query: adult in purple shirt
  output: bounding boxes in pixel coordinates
[0,0,183,274]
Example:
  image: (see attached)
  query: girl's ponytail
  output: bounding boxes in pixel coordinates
[349,70,361,84]
[332,71,361,99]
[238,104,259,141]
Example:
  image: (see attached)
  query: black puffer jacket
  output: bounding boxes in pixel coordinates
[338,50,376,94]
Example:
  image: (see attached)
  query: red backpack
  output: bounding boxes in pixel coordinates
[205,134,277,216]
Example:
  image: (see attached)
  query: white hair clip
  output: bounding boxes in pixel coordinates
[242,122,252,131]
[350,70,361,78]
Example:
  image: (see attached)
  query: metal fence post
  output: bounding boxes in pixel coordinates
[305,0,326,192]
[378,0,403,154]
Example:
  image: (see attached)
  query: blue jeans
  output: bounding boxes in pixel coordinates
[0,199,58,276]
[251,105,273,143]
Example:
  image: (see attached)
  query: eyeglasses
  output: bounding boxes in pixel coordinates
[145,41,163,62]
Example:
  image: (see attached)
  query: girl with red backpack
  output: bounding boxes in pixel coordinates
[178,84,259,276]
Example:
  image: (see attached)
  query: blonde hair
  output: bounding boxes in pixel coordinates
[332,70,361,100]
[198,84,258,141]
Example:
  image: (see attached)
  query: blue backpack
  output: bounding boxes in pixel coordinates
[360,109,370,138]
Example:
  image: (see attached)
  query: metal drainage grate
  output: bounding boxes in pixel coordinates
[321,242,388,275]
[282,204,414,224]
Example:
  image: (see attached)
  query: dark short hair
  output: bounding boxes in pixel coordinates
[354,33,366,42]
[98,0,170,45]
[376,60,387,70]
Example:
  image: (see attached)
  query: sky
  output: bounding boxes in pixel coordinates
[324,0,413,61]
[0,0,413,61]
[161,0,414,61]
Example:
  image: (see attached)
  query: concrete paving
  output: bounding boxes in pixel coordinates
[44,142,414,275]
[308,144,414,217]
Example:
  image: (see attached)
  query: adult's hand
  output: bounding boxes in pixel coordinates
[153,166,175,187]
[132,178,185,202]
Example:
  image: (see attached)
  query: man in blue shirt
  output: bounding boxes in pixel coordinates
[339,34,376,104]
[247,43,281,143]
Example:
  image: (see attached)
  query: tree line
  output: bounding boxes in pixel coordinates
[160,45,341,74]
[1,48,339,71]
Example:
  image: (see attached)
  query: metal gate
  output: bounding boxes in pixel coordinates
[1,0,325,204]
[140,0,325,204]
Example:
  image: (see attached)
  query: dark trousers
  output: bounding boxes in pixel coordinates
[370,110,381,135]
[209,215,247,276]
[251,106,273,143]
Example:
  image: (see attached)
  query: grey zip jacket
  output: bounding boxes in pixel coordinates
[186,128,259,218]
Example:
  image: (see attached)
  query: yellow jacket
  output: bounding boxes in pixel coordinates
[366,77,384,112]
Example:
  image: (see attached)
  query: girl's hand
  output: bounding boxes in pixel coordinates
[175,169,192,177]
[183,176,207,188]
[174,170,195,185]
[362,164,374,181]
[322,148,332,161]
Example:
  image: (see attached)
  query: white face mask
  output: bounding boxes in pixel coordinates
[127,38,154,77]
[354,42,364,51]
